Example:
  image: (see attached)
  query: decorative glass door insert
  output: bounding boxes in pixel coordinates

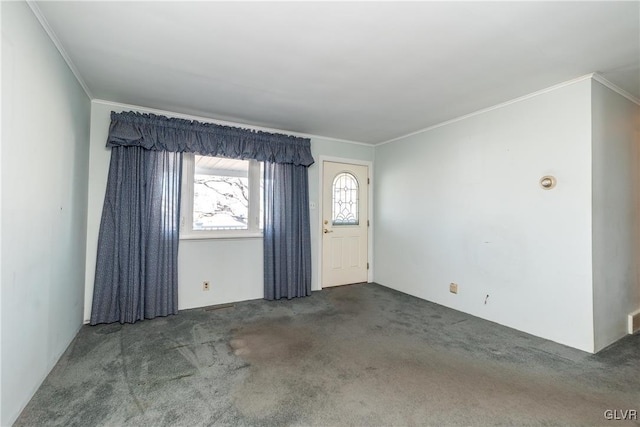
[332,172,359,225]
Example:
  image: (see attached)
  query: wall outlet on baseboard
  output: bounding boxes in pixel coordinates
[449,283,458,294]
[203,281,210,291]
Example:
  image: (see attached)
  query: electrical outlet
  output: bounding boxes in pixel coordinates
[449,283,458,294]
[203,281,210,291]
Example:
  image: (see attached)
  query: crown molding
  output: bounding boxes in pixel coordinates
[26,1,93,99]
[376,74,597,146]
[91,99,374,147]
[592,73,640,106]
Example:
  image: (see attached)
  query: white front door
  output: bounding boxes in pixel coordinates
[321,161,369,288]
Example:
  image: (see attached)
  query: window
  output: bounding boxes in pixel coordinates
[332,172,359,225]
[181,154,263,238]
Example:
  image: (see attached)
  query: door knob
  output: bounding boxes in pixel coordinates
[323,229,333,234]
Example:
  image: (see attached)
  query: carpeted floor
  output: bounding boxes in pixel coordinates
[15,283,640,426]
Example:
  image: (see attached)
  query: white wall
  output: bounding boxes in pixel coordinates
[591,80,640,351]
[374,79,595,352]
[1,2,91,425]
[84,101,374,320]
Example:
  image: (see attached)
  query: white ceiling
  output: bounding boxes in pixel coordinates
[34,1,639,144]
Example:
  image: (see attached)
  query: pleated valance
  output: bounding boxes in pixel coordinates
[107,111,314,166]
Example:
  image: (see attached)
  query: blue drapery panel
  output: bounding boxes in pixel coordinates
[263,162,312,300]
[108,111,314,166]
[90,147,182,325]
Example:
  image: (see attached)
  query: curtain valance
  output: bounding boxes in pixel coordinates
[107,111,315,166]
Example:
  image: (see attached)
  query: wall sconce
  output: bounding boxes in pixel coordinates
[540,175,556,190]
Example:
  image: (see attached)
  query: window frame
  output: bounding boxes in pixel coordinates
[180,153,263,240]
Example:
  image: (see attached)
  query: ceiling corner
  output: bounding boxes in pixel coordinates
[591,73,640,106]
[26,0,93,100]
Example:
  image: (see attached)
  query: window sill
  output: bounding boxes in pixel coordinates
[180,232,263,241]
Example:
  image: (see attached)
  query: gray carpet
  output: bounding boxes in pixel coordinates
[15,283,640,426]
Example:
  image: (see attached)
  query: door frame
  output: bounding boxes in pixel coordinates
[317,156,374,290]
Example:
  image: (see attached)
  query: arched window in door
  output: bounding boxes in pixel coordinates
[332,172,359,225]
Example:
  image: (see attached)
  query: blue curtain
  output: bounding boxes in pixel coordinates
[108,111,314,166]
[263,162,312,300]
[90,147,182,325]
[92,110,314,324]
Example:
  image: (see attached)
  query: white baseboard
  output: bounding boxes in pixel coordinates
[629,309,640,334]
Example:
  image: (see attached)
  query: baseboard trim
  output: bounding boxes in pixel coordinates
[629,309,640,334]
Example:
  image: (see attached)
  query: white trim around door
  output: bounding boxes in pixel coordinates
[316,155,374,291]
